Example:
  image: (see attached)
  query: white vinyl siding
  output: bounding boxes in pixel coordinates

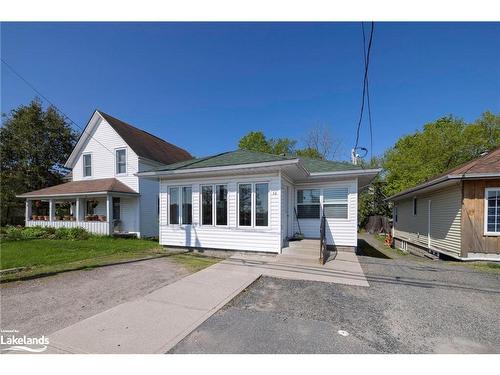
[159,174,281,253]
[72,117,139,191]
[394,184,462,255]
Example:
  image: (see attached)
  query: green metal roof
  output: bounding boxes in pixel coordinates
[153,149,361,173]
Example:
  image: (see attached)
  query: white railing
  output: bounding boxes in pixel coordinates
[26,220,110,235]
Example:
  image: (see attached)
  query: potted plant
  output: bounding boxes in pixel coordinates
[98,215,107,222]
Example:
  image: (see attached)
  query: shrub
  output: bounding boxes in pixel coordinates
[0,226,92,241]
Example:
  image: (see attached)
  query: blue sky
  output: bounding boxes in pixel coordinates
[1,22,499,160]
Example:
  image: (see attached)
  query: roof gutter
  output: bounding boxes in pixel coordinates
[16,191,139,199]
[136,159,302,177]
[308,168,381,178]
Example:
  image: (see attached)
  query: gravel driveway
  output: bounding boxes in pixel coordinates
[0,257,189,337]
[171,236,500,354]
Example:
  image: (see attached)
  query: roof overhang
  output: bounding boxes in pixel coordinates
[64,110,102,169]
[387,172,500,201]
[137,160,380,185]
[17,191,139,199]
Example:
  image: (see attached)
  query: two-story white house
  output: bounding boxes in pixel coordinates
[18,110,192,237]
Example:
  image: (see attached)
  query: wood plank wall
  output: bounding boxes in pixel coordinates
[461,179,500,256]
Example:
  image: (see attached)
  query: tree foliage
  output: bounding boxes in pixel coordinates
[238,125,343,160]
[382,112,499,197]
[0,99,77,225]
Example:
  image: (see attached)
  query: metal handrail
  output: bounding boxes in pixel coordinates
[319,214,327,264]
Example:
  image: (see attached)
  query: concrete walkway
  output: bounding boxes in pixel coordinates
[46,247,368,354]
[47,261,260,354]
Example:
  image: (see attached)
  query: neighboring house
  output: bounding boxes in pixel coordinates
[18,110,192,237]
[387,148,500,261]
[137,149,380,254]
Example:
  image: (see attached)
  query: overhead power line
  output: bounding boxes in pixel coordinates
[1,58,138,173]
[362,23,374,161]
[353,21,375,155]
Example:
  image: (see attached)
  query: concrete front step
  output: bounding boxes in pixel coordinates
[281,248,321,257]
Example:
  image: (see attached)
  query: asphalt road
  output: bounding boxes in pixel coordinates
[0,257,189,337]
[170,236,500,354]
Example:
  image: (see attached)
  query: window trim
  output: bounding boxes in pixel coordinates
[296,188,321,220]
[82,153,92,178]
[237,182,270,228]
[115,147,127,176]
[484,187,500,236]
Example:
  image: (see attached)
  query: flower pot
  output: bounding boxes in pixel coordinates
[43,216,49,221]
[31,215,37,221]
[98,215,107,222]
[56,216,62,221]
[63,215,71,221]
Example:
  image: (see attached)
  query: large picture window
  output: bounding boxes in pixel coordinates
[83,154,92,177]
[255,183,269,226]
[323,187,348,219]
[239,184,252,226]
[169,187,179,224]
[182,186,192,224]
[297,189,320,219]
[115,148,126,174]
[486,188,500,234]
[216,185,228,226]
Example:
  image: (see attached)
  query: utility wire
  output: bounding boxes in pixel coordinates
[362,23,374,162]
[354,22,374,152]
[1,58,139,173]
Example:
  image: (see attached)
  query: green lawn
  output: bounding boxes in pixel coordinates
[0,238,220,282]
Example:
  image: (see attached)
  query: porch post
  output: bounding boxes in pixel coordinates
[106,194,112,235]
[49,199,55,221]
[75,198,81,221]
[25,199,32,224]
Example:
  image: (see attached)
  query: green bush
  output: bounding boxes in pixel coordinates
[0,226,92,241]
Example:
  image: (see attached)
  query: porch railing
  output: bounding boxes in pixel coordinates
[27,220,110,235]
[319,214,327,265]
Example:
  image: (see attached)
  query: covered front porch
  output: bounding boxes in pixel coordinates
[18,178,140,236]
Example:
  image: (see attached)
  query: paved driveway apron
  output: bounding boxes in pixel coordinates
[46,251,368,353]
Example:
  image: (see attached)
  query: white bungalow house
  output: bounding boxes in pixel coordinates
[137,150,380,254]
[18,110,192,237]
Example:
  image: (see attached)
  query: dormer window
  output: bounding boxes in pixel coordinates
[83,154,92,177]
[116,148,127,175]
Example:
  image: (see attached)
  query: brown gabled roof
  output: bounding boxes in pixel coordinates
[388,148,500,201]
[17,178,138,198]
[97,111,193,165]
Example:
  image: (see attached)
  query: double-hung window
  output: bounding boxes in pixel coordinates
[200,184,228,226]
[169,186,192,225]
[83,154,92,177]
[323,187,348,219]
[296,189,320,219]
[486,188,500,235]
[115,148,126,175]
[238,183,269,227]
